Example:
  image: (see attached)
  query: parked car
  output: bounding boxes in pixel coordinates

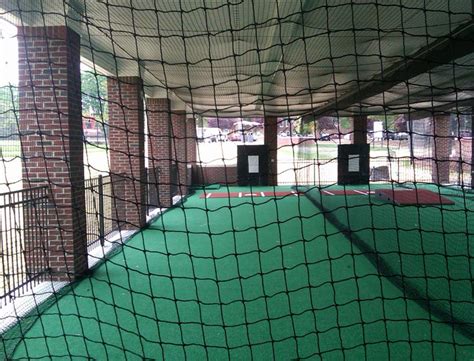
[458,130,472,138]
[196,127,227,142]
[383,130,396,140]
[84,128,106,144]
[320,133,331,141]
[394,132,409,140]
[383,131,409,140]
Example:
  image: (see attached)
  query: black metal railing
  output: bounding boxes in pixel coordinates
[84,175,124,249]
[0,186,49,307]
[370,156,433,183]
[170,163,179,197]
[147,166,160,213]
[278,157,448,186]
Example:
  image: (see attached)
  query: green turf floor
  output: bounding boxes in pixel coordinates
[302,184,474,340]
[7,186,474,360]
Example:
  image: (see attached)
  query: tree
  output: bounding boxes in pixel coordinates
[81,70,108,122]
[0,85,18,136]
[394,115,407,132]
[382,114,399,131]
[338,117,352,131]
[299,115,315,135]
[317,116,338,132]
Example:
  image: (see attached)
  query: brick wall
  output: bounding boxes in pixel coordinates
[432,115,451,184]
[18,26,87,281]
[452,138,472,163]
[146,98,171,207]
[353,115,368,145]
[186,117,197,166]
[264,116,278,185]
[192,165,238,185]
[186,117,197,187]
[108,77,146,228]
[171,111,187,195]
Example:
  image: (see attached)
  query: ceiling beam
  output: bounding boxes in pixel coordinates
[403,98,474,120]
[310,20,474,118]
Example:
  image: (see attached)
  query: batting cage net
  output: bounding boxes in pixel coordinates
[0,0,473,360]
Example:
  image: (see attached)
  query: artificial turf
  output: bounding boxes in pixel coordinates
[302,184,474,340]
[7,186,474,360]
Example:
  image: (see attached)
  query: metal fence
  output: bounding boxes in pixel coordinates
[147,166,160,212]
[147,164,186,210]
[84,175,122,249]
[278,158,338,185]
[278,156,465,186]
[0,186,49,307]
[170,163,179,198]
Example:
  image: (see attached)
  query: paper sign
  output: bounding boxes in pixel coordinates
[348,154,359,172]
[248,155,259,173]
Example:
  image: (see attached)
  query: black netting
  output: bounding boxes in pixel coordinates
[0,1,473,360]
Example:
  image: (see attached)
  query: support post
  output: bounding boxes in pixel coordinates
[108,77,146,229]
[18,26,87,281]
[186,117,197,187]
[171,111,188,195]
[471,110,474,188]
[353,115,368,145]
[432,114,451,184]
[146,98,172,207]
[264,116,278,186]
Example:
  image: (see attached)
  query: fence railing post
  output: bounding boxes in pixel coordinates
[98,175,105,246]
[313,159,316,186]
[458,156,462,186]
[397,157,400,183]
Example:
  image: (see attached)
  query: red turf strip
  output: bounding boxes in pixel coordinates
[200,191,301,199]
[322,190,375,196]
[376,189,454,205]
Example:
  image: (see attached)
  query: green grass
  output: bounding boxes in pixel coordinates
[0,141,107,158]
[0,140,21,158]
[279,142,397,160]
[7,187,474,360]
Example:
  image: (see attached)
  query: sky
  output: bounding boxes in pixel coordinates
[0,18,18,86]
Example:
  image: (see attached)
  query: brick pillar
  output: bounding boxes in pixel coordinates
[471,110,474,189]
[186,117,197,165]
[264,116,278,186]
[171,111,187,195]
[186,117,197,187]
[108,77,146,229]
[146,98,172,207]
[18,26,87,281]
[432,115,451,184]
[353,115,368,144]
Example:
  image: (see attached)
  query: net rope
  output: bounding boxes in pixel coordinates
[0,1,473,360]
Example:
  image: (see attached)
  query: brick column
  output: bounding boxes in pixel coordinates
[186,117,197,165]
[18,26,87,281]
[146,98,172,207]
[108,77,146,229]
[171,111,187,195]
[432,115,451,184]
[471,110,474,189]
[186,117,197,187]
[264,116,278,186]
[353,115,368,144]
